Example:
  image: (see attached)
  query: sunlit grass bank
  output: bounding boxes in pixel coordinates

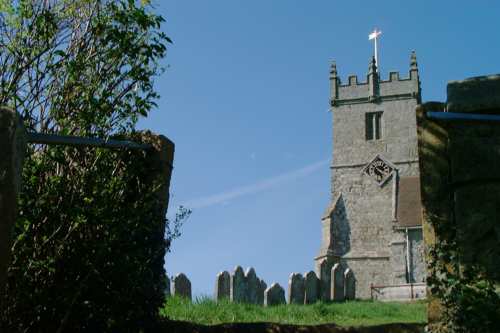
[160,296,426,327]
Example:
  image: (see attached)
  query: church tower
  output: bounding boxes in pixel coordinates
[315,52,425,299]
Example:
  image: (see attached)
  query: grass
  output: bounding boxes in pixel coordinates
[160,296,427,327]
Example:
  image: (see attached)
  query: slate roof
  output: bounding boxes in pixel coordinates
[397,176,423,227]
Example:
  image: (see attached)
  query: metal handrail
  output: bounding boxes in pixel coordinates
[26,132,152,150]
[426,111,500,122]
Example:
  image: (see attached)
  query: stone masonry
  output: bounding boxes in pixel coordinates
[304,270,320,304]
[215,270,230,301]
[230,266,247,303]
[172,273,192,300]
[288,273,305,304]
[222,266,266,305]
[0,107,26,293]
[331,263,345,301]
[264,283,286,306]
[418,75,500,330]
[316,52,426,299]
[165,275,171,298]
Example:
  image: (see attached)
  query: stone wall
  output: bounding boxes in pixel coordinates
[331,68,419,103]
[389,228,408,284]
[0,108,175,300]
[338,257,391,299]
[321,99,421,298]
[418,74,500,330]
[331,99,420,168]
[371,283,426,301]
[389,227,425,285]
[408,229,425,283]
[416,102,449,328]
[0,107,26,292]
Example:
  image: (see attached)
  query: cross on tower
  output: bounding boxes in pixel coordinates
[368,29,382,72]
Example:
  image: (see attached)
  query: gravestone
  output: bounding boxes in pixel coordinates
[245,267,259,304]
[344,268,355,300]
[288,273,305,304]
[319,258,334,301]
[230,266,247,303]
[215,271,230,301]
[331,263,345,301]
[165,274,171,298]
[264,283,285,306]
[257,279,267,305]
[304,270,319,304]
[172,273,191,300]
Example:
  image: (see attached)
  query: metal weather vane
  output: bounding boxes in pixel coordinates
[368,28,382,72]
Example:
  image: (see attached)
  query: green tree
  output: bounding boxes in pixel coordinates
[0,1,187,331]
[0,0,170,136]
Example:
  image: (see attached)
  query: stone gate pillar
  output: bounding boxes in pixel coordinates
[140,132,175,217]
[0,106,26,292]
[417,75,500,331]
[138,131,175,299]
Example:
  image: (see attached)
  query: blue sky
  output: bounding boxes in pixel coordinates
[138,0,500,298]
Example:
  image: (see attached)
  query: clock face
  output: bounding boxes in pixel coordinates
[364,156,395,185]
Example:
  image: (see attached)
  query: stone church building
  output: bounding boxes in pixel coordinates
[315,52,425,299]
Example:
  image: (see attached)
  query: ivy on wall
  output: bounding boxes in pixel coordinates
[1,133,187,331]
[427,229,500,332]
[417,103,500,333]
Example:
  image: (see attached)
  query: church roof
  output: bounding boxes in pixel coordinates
[397,176,423,227]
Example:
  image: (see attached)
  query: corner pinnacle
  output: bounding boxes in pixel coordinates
[330,61,338,78]
[410,51,418,70]
[368,56,377,75]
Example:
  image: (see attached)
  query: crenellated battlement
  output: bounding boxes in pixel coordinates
[330,52,421,106]
[337,71,413,87]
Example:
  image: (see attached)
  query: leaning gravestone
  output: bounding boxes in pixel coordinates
[230,266,247,303]
[215,271,230,302]
[245,267,260,305]
[288,273,305,304]
[344,268,355,300]
[304,270,319,304]
[264,283,286,306]
[257,278,267,305]
[172,273,191,300]
[331,263,345,301]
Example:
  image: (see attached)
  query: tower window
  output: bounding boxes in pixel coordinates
[365,111,383,140]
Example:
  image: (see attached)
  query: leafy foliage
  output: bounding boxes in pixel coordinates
[426,211,500,331]
[0,0,189,331]
[428,243,500,332]
[0,0,169,136]
[2,144,182,331]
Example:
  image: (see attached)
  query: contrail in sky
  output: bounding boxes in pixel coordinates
[178,158,329,210]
